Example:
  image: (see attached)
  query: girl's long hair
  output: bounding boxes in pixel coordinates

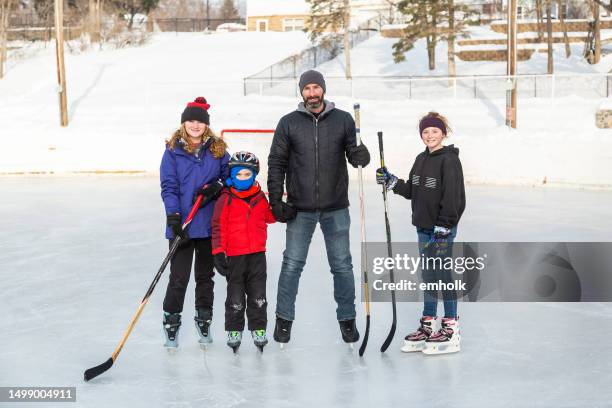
[166,124,227,158]
[419,111,453,135]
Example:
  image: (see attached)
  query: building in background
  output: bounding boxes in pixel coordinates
[246,0,310,32]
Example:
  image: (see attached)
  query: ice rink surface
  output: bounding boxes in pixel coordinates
[2,176,612,407]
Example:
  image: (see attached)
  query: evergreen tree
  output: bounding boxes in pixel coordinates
[219,0,238,20]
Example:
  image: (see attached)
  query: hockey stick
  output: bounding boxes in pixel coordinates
[354,103,370,357]
[378,131,397,353]
[84,194,206,382]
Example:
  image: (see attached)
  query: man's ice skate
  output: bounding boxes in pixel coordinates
[163,312,181,349]
[422,317,460,355]
[227,331,242,353]
[339,319,360,345]
[251,329,268,352]
[194,308,212,347]
[273,316,293,348]
[401,316,437,353]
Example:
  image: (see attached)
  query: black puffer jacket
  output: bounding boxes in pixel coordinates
[267,101,363,211]
[393,145,466,229]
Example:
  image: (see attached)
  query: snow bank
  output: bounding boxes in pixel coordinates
[1,31,611,189]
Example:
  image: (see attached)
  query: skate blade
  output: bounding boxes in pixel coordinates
[164,343,178,354]
[199,343,209,351]
[228,344,240,354]
[257,345,265,353]
[400,340,425,353]
[422,343,460,355]
[164,340,178,349]
[194,321,213,344]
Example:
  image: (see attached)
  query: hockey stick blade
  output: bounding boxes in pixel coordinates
[84,357,113,381]
[358,315,370,357]
[380,322,396,353]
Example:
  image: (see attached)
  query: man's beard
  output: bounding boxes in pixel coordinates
[304,96,323,110]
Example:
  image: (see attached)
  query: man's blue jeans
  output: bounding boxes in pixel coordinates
[276,208,356,321]
[417,226,458,318]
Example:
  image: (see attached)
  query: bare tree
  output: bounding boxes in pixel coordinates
[0,0,13,79]
[591,0,601,63]
[558,0,571,57]
[546,0,553,74]
[535,0,545,42]
[447,0,456,77]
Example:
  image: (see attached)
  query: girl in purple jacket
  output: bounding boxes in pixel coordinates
[160,97,230,348]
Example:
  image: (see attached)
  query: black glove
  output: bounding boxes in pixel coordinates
[348,144,370,167]
[194,180,224,207]
[214,253,229,277]
[167,213,189,241]
[271,201,297,223]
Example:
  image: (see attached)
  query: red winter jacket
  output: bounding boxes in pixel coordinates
[211,183,276,256]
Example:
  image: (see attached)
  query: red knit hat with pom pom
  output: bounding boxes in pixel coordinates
[181,97,210,124]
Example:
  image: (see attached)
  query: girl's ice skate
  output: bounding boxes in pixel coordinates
[422,317,460,355]
[401,316,437,353]
[163,312,181,349]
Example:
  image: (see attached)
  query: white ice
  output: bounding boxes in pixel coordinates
[1,177,612,407]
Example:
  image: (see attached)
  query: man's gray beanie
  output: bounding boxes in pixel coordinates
[299,70,326,93]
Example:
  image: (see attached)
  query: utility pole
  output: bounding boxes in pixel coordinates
[506,0,517,129]
[54,0,68,126]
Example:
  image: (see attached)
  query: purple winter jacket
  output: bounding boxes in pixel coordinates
[160,138,230,239]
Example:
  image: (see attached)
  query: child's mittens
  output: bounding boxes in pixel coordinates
[376,167,398,191]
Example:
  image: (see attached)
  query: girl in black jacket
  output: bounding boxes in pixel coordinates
[376,112,465,355]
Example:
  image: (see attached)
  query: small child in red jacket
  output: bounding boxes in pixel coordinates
[211,151,275,352]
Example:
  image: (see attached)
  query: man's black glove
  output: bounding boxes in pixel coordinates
[348,144,370,167]
[271,201,297,223]
[194,180,224,207]
[167,213,189,241]
[214,253,229,277]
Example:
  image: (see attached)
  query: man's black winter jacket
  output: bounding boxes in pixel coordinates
[267,101,362,211]
[392,145,466,229]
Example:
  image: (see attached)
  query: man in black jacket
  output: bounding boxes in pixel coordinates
[267,70,370,345]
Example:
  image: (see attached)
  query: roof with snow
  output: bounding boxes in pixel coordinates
[247,0,310,17]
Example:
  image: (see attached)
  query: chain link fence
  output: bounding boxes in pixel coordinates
[243,17,380,97]
[244,73,612,100]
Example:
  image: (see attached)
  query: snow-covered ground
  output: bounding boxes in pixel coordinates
[1,31,611,187]
[2,177,611,408]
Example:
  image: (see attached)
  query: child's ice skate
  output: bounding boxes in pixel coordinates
[422,317,460,355]
[163,312,181,349]
[227,331,242,353]
[251,329,268,352]
[401,316,437,353]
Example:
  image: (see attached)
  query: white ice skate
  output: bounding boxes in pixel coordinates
[401,316,437,353]
[422,317,460,355]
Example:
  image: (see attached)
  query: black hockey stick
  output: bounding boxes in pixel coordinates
[84,192,209,381]
[354,103,370,357]
[378,131,397,353]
